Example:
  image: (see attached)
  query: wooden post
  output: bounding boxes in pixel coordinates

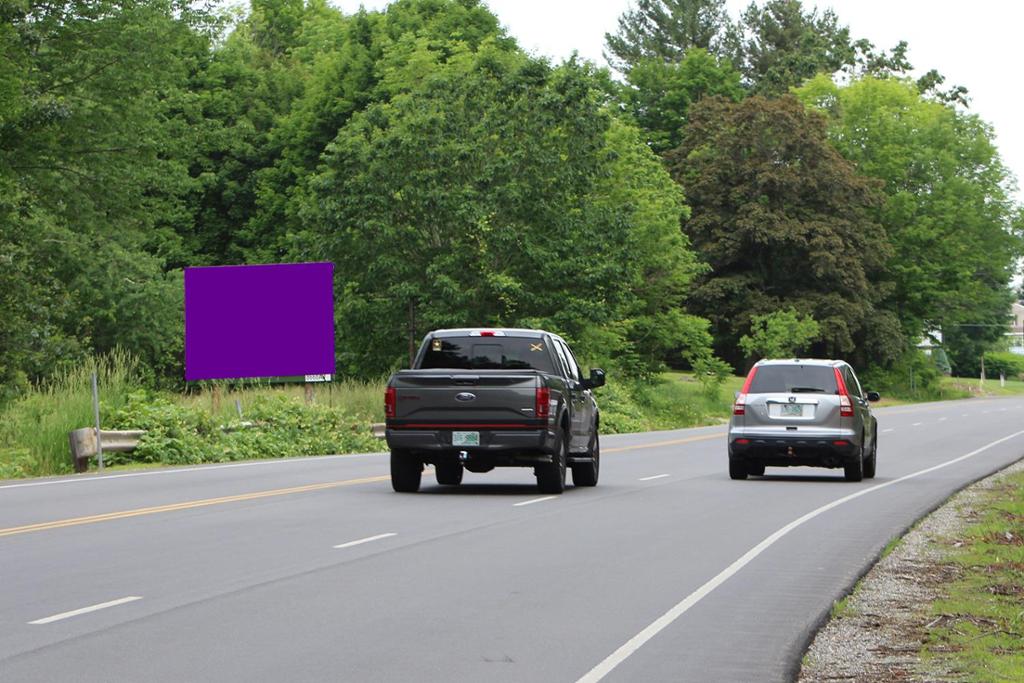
[408,300,416,368]
[91,372,104,472]
[211,384,222,415]
[305,383,314,405]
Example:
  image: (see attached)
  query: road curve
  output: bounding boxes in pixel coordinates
[2,397,1023,682]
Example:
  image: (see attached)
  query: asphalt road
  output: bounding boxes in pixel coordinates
[2,397,1024,682]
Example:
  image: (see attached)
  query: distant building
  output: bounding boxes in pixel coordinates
[1009,301,1024,355]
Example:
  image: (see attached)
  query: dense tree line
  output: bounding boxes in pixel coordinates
[1,0,1020,398]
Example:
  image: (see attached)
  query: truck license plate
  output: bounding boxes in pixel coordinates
[452,431,480,446]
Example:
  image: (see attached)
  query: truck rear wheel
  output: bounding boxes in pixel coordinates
[435,461,463,486]
[391,450,422,492]
[537,434,567,494]
[571,431,599,487]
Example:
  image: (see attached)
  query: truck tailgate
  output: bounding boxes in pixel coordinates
[389,370,542,427]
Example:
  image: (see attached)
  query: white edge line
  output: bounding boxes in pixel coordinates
[513,496,557,507]
[575,429,1024,683]
[639,474,670,481]
[333,532,397,549]
[0,452,388,491]
[29,596,142,625]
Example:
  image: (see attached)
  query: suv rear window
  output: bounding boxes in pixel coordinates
[420,337,556,373]
[748,365,838,394]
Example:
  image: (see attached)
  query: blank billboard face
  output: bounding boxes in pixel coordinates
[184,262,335,381]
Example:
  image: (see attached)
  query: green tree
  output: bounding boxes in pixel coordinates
[732,0,855,95]
[604,0,733,73]
[667,94,900,367]
[739,309,820,360]
[620,48,744,155]
[796,75,1021,375]
[297,47,705,377]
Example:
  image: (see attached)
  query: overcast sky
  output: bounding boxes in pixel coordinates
[332,0,1023,200]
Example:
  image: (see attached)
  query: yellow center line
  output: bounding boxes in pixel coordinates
[603,432,724,454]
[0,474,393,539]
[3,434,723,537]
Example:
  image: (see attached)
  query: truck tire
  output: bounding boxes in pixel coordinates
[435,461,463,486]
[391,450,422,492]
[537,433,567,494]
[571,431,599,487]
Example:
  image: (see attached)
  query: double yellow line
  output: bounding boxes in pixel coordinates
[0,475,390,539]
[1,433,724,539]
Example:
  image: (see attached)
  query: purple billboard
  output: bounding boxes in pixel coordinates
[184,262,335,381]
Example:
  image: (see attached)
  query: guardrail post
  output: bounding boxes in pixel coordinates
[91,371,104,471]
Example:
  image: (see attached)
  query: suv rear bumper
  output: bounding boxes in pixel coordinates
[729,435,860,469]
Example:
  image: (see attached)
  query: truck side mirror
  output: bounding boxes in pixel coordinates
[585,368,606,389]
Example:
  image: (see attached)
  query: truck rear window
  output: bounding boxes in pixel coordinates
[748,365,838,394]
[420,337,556,373]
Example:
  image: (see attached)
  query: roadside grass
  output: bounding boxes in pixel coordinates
[3,365,1024,481]
[922,471,1024,680]
[0,352,138,479]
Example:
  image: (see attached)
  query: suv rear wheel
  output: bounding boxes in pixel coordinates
[863,436,877,479]
[844,446,864,482]
[729,460,748,480]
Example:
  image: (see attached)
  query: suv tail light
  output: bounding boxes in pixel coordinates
[385,387,396,419]
[734,366,759,416]
[535,386,551,419]
[833,368,854,418]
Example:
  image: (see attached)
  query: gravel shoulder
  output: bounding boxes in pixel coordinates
[798,457,1024,682]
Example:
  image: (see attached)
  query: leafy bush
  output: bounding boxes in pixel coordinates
[860,350,943,400]
[109,392,381,466]
[982,352,1024,380]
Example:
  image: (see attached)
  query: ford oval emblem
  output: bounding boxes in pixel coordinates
[455,392,476,402]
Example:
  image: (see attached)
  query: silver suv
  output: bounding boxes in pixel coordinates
[728,359,879,481]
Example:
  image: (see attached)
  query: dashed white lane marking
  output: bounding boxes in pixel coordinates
[513,496,557,507]
[912,422,923,426]
[639,474,670,481]
[29,596,142,625]
[575,429,1024,683]
[938,417,948,422]
[962,413,969,417]
[333,533,397,550]
[882,428,895,433]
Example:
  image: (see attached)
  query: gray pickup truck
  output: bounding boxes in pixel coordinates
[385,328,605,493]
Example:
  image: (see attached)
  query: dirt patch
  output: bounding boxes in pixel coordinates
[798,458,1024,683]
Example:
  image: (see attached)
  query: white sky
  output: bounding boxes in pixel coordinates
[333,0,1024,200]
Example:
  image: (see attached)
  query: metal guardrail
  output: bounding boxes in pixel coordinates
[68,428,145,473]
[371,423,386,439]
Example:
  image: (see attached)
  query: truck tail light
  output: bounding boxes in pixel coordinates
[834,368,854,418]
[535,386,550,419]
[385,387,396,419]
[734,366,758,415]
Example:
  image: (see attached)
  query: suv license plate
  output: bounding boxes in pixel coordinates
[452,431,480,446]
